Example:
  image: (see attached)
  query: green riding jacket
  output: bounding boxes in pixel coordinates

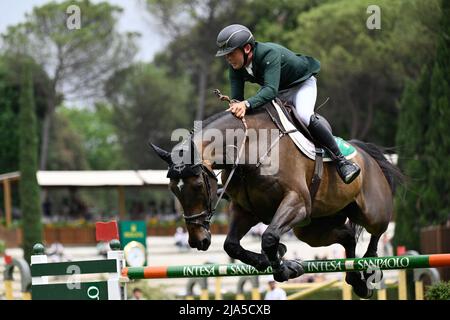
[229,42,321,109]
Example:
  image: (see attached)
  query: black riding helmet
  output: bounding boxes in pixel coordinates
[215,24,255,57]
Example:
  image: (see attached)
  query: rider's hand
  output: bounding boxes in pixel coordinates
[226,101,247,118]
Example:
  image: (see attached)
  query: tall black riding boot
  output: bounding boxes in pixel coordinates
[308,115,361,184]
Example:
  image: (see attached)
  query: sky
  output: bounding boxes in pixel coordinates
[0,0,167,62]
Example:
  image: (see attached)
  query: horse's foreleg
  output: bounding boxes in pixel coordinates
[262,191,310,281]
[223,202,271,271]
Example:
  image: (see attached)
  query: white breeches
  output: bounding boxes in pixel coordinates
[294,76,317,126]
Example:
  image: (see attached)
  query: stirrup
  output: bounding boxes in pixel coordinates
[337,162,361,184]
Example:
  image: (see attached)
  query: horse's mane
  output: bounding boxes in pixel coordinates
[196,107,268,131]
[188,107,269,144]
[201,111,229,128]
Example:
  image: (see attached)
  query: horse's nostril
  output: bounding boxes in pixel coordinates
[201,238,210,249]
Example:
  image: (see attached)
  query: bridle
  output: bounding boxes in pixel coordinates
[182,117,248,230]
[181,163,218,229]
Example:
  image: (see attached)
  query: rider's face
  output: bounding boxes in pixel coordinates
[225,48,244,70]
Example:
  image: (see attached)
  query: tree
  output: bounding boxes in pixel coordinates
[19,62,42,262]
[146,0,250,120]
[242,0,331,44]
[421,0,450,225]
[46,111,89,170]
[57,103,126,170]
[394,0,449,249]
[105,63,192,169]
[0,55,52,174]
[286,0,440,144]
[1,0,138,170]
[394,70,430,250]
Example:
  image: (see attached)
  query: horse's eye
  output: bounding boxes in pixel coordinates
[169,179,183,192]
[192,180,203,189]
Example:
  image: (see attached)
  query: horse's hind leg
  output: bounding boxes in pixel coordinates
[291,210,370,297]
[346,144,394,296]
[346,195,391,298]
[294,202,375,299]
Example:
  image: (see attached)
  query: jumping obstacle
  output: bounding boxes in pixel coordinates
[2,255,32,300]
[30,238,450,300]
[122,254,450,279]
[31,240,126,300]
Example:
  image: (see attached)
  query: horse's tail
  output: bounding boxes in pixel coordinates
[350,139,405,195]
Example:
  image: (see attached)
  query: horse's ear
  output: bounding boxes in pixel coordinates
[149,142,173,165]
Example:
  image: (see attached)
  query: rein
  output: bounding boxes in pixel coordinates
[214,117,248,210]
[183,91,249,228]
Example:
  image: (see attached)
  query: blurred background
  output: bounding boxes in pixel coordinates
[0,0,449,300]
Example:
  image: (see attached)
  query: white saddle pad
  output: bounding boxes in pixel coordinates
[271,100,356,162]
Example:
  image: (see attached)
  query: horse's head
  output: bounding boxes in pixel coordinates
[150,141,218,251]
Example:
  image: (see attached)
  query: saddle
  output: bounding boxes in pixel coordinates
[272,97,332,144]
[265,98,325,203]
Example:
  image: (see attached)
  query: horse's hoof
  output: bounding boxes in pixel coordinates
[254,255,271,271]
[285,259,304,278]
[345,272,373,299]
[273,260,304,282]
[277,243,287,259]
[273,266,290,282]
[353,284,373,299]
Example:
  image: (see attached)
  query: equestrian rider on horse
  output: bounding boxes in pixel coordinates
[215,24,361,184]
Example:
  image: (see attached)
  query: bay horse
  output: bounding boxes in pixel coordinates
[151,104,403,298]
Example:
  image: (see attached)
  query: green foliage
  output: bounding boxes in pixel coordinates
[244,0,331,44]
[19,63,43,263]
[1,0,138,170]
[105,63,193,169]
[1,0,138,98]
[394,71,430,250]
[0,103,19,173]
[395,0,450,248]
[0,55,51,173]
[0,60,18,173]
[46,111,89,170]
[148,0,251,119]
[285,0,440,143]
[0,240,5,254]
[425,281,450,300]
[55,104,125,170]
[421,0,450,225]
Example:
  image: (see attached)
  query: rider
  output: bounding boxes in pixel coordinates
[215,24,360,184]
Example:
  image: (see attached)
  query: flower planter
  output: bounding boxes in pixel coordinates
[0,226,22,247]
[147,226,177,236]
[43,225,96,245]
[146,224,228,236]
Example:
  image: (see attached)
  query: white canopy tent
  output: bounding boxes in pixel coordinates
[0,170,223,227]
